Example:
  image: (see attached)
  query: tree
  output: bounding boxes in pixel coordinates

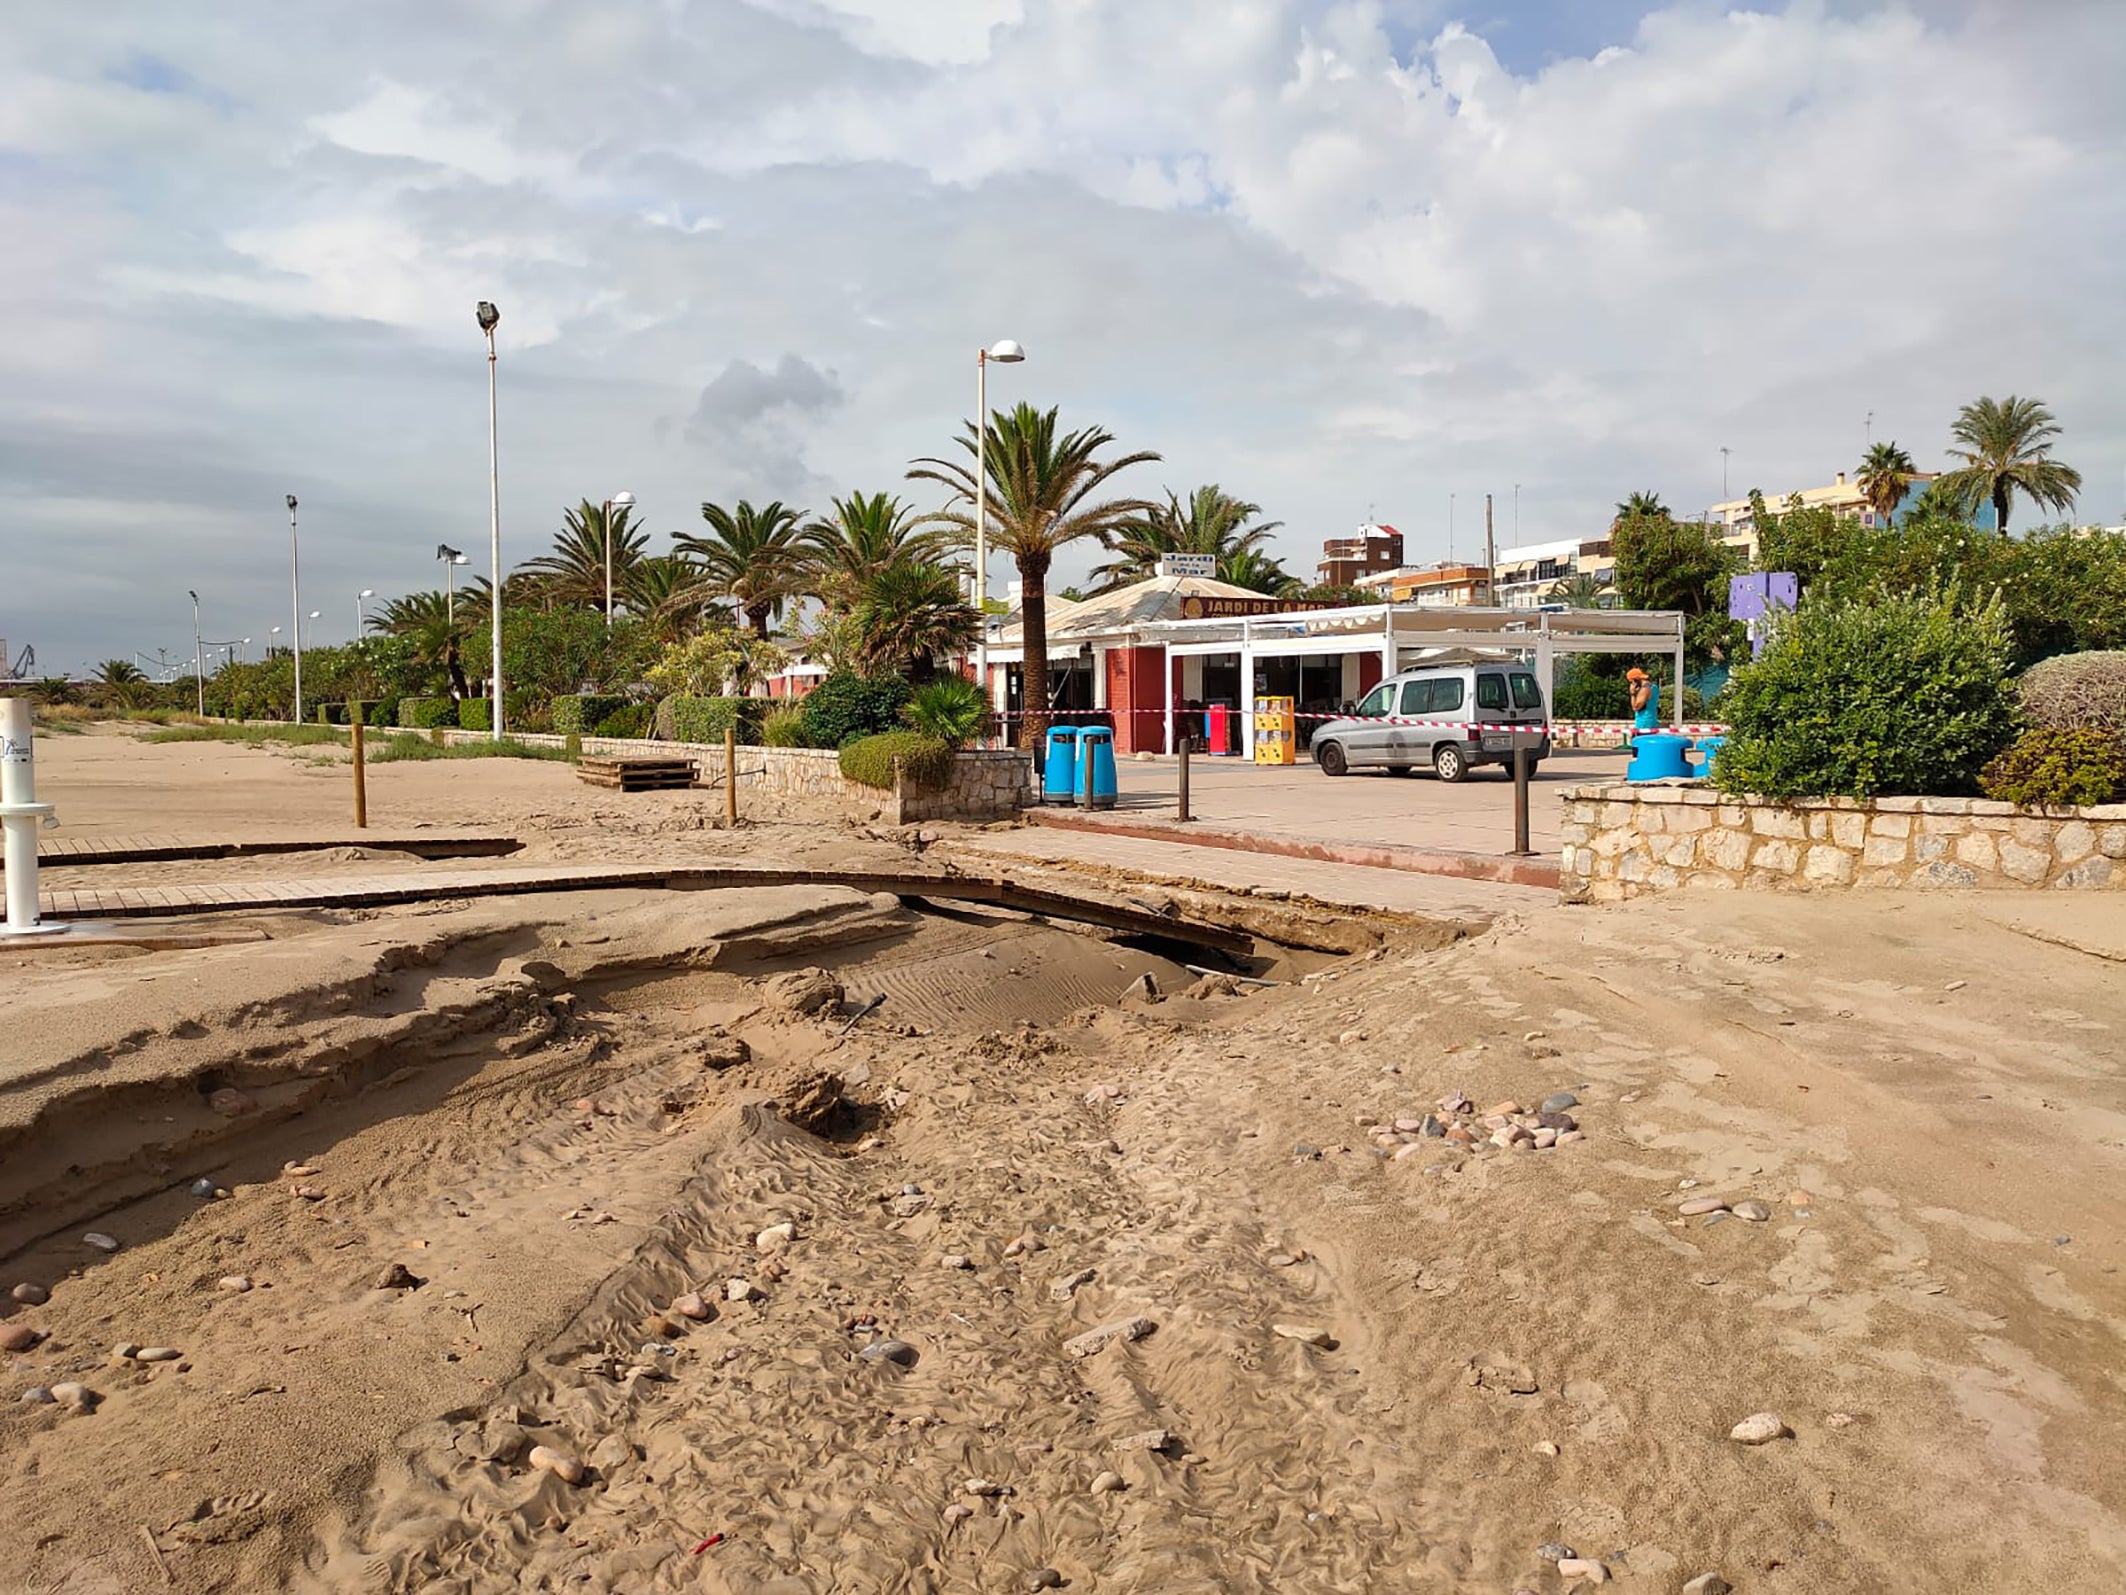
[1546,572,1610,608]
[1614,491,1670,524]
[94,658,146,709]
[908,403,1159,748]
[1613,512,1744,666]
[371,591,471,700]
[801,492,938,607]
[677,500,808,636]
[1937,395,2082,535]
[623,554,712,645]
[1856,441,1918,524]
[851,561,981,681]
[1091,484,1283,590]
[1751,490,1865,593]
[521,500,651,612]
[1218,547,1302,596]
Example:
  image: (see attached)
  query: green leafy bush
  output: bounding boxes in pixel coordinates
[316,702,343,725]
[592,703,652,739]
[656,695,767,744]
[903,676,991,746]
[762,703,812,747]
[553,694,625,735]
[800,673,910,749]
[1549,671,1705,722]
[1712,586,2019,799]
[839,730,955,791]
[1979,728,2126,807]
[459,696,493,733]
[344,699,379,726]
[2017,651,2126,736]
[400,696,457,729]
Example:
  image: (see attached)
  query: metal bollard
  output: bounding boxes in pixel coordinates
[1177,737,1191,823]
[1510,738,1533,856]
[1,698,58,934]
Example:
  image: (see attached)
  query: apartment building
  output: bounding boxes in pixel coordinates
[1317,523,1403,587]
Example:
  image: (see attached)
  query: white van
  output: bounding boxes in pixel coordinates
[1309,663,1549,782]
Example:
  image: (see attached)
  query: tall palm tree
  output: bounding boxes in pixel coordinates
[676,500,808,636]
[1546,572,1610,608]
[520,500,651,612]
[1938,395,2082,535]
[801,492,938,607]
[94,659,147,710]
[1855,441,1918,525]
[909,403,1159,748]
[1218,547,1302,596]
[852,560,981,681]
[1092,484,1284,589]
[371,591,471,699]
[1614,491,1670,522]
[623,553,711,644]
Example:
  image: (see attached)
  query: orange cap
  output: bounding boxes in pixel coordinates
[1626,668,1648,680]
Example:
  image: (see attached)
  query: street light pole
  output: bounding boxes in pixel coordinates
[972,340,1024,719]
[189,590,204,716]
[286,494,303,722]
[437,545,467,625]
[356,589,374,639]
[478,301,504,739]
[603,491,634,622]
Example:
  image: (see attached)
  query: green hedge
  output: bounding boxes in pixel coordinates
[459,697,493,733]
[315,702,343,725]
[401,696,458,729]
[839,731,954,791]
[800,673,910,748]
[1979,728,2126,807]
[592,703,653,739]
[655,695,767,744]
[553,694,625,735]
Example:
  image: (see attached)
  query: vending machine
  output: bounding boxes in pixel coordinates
[1252,696,1296,765]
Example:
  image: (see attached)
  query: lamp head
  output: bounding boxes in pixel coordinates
[437,543,462,562]
[286,494,298,512]
[358,588,375,598]
[985,339,1025,364]
[611,490,635,510]
[476,300,500,333]
[188,589,198,603]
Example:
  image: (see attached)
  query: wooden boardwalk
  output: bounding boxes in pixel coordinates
[22,830,523,868]
[33,862,1256,955]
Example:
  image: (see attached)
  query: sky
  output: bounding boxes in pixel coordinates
[4,0,2123,676]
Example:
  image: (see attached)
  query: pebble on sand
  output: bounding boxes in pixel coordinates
[188,1178,218,1198]
[1003,1233,1047,1258]
[20,1386,55,1404]
[1540,1092,1580,1113]
[1730,1411,1789,1445]
[48,1381,96,1411]
[1026,1570,1063,1591]
[10,1283,49,1306]
[963,1478,1011,1497]
[216,1275,253,1293]
[1272,1323,1334,1348]
[1063,1316,1157,1360]
[1681,1576,1734,1595]
[726,1279,760,1303]
[82,1232,121,1253]
[133,1347,181,1363]
[528,1444,584,1484]
[1050,1268,1096,1301]
[1533,1441,1561,1457]
[671,1292,713,1320]
[1537,1543,1577,1561]
[1555,1558,1609,1584]
[2,1324,42,1352]
[1731,1200,1773,1222]
[861,1339,920,1368]
[1089,1470,1125,1494]
[1678,1198,1728,1216]
[755,1222,797,1253]
[941,1254,974,1271]
[942,1504,974,1523]
[1118,1428,1174,1451]
[375,1263,423,1291]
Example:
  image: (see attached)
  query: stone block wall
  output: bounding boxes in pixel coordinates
[432,731,1030,822]
[1560,781,2126,900]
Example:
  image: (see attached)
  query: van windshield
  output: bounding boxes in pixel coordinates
[1509,673,1543,710]
[1355,683,1394,718]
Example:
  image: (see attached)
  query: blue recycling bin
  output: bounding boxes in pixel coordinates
[1626,732,1695,782]
[1692,735,1727,776]
[1043,727,1082,805]
[1077,726,1118,809]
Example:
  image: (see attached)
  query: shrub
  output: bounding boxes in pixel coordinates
[1712,586,2019,799]
[459,696,493,733]
[400,696,457,729]
[1979,728,2126,808]
[800,673,910,749]
[656,695,767,745]
[903,676,991,746]
[592,703,653,739]
[1549,671,1706,722]
[839,731,955,791]
[553,694,625,735]
[370,698,398,728]
[2017,651,2126,736]
[345,699,379,726]
[316,702,344,725]
[762,703,812,748]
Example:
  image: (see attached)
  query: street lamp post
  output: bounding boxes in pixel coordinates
[286,494,303,721]
[437,545,468,623]
[189,590,204,716]
[603,491,634,622]
[356,589,374,639]
[477,300,504,739]
[306,610,321,652]
[972,339,1024,716]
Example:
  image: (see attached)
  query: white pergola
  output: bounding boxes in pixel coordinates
[1147,602,1687,748]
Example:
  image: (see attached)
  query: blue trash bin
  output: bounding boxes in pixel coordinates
[1626,732,1695,781]
[1692,735,1727,776]
[1043,727,1082,805]
[1077,726,1118,809]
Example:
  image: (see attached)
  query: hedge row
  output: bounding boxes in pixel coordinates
[400,696,457,729]
[654,695,768,744]
[552,694,626,735]
[839,731,954,791]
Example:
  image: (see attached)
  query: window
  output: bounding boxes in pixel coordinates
[1432,677,1464,712]
[1399,680,1430,715]
[1509,673,1543,710]
[1476,674,1508,711]
[1355,683,1394,718]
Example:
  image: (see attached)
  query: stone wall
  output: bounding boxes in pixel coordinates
[431,731,1031,823]
[1560,781,2126,900]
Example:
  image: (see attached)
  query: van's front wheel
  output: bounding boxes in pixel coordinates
[1433,743,1469,783]
[1316,741,1348,777]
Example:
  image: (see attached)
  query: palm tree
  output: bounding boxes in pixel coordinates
[94,659,147,710]
[1546,572,1610,608]
[371,591,471,699]
[909,403,1159,748]
[1092,484,1283,589]
[1218,547,1302,596]
[623,554,711,644]
[852,561,981,681]
[521,500,650,612]
[801,492,938,607]
[1855,442,1918,526]
[1614,491,1670,522]
[1938,395,2082,535]
[676,500,808,637]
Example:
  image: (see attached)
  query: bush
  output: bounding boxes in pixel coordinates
[592,703,653,739]
[400,696,457,729]
[1549,671,1706,722]
[800,673,910,749]
[1979,728,2126,807]
[345,699,379,726]
[316,702,344,725]
[656,695,767,745]
[2017,651,2126,736]
[762,703,812,748]
[903,676,991,745]
[1712,586,2019,799]
[553,694,625,735]
[839,731,955,791]
[459,696,493,733]
[370,698,398,728]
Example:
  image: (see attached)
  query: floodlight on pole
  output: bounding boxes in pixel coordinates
[286,494,303,722]
[973,340,1025,724]
[478,301,504,738]
[437,544,468,623]
[356,588,375,638]
[189,589,204,716]
[603,490,635,621]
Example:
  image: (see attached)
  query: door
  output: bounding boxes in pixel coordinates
[1390,677,1435,766]
[1417,674,1467,763]
[1342,680,1398,766]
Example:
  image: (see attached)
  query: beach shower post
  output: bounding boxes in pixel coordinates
[1,698,57,934]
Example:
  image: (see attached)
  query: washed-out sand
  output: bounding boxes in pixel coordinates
[2,730,2124,1592]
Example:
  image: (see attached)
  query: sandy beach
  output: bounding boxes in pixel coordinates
[3,728,2124,1593]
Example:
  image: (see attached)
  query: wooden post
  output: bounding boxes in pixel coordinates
[1177,736,1191,822]
[1510,740,1532,856]
[351,721,368,829]
[723,724,738,828]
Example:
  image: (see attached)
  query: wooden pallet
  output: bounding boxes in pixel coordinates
[575,756,699,792]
